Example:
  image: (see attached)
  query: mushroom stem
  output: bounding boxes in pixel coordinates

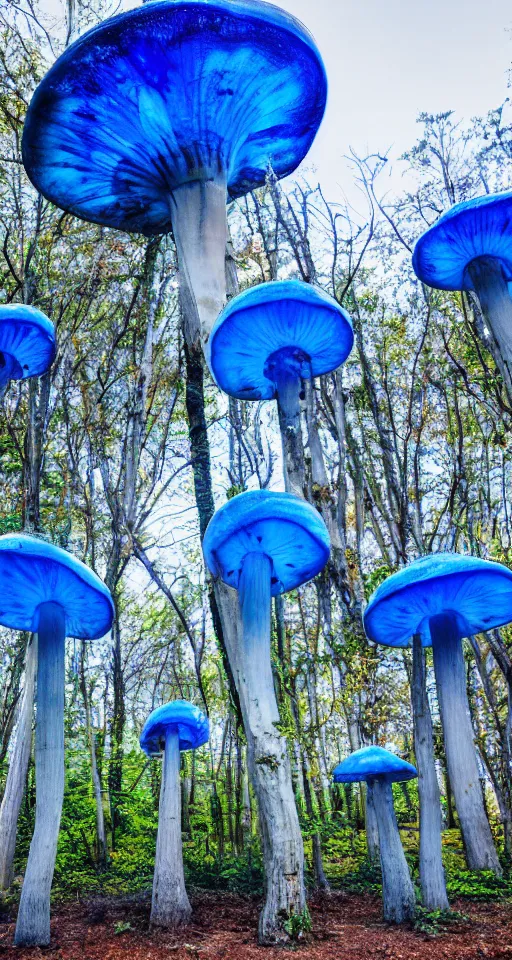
[170,177,227,352]
[412,632,449,910]
[371,777,416,924]
[430,613,502,875]
[270,354,307,498]
[150,727,191,929]
[238,552,306,943]
[15,602,66,947]
[466,256,512,398]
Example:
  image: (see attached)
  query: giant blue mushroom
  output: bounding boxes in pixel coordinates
[0,535,114,947]
[22,0,327,349]
[0,305,55,399]
[208,280,353,496]
[333,746,417,924]
[140,699,209,928]
[364,553,510,877]
[412,191,512,391]
[203,489,330,940]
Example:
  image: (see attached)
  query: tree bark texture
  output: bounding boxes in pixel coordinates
[238,553,306,943]
[412,633,449,909]
[150,729,192,929]
[430,614,502,875]
[365,783,380,864]
[372,778,416,924]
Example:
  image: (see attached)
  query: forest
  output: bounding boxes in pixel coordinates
[0,1,512,958]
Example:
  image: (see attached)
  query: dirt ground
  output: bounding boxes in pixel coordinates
[0,890,511,960]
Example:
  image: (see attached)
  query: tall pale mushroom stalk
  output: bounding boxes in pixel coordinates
[140,700,209,929]
[333,747,417,924]
[0,536,113,947]
[204,490,330,941]
[413,191,512,399]
[365,553,507,880]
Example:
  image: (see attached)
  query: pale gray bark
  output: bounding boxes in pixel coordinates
[412,633,449,909]
[430,614,502,875]
[467,257,512,402]
[150,728,191,929]
[372,778,416,924]
[170,177,227,352]
[365,783,380,863]
[15,603,66,947]
[275,367,305,498]
[232,553,306,943]
[0,636,37,891]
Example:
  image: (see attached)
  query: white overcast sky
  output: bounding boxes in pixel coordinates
[43,0,512,200]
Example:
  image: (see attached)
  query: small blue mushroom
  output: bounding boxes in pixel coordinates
[333,746,417,924]
[412,192,512,389]
[0,305,55,398]
[364,553,508,877]
[140,700,209,928]
[22,0,327,345]
[0,535,114,947]
[203,489,329,936]
[208,281,353,495]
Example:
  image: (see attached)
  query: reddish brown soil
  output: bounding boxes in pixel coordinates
[0,890,511,960]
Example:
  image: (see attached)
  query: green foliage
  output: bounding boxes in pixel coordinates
[446,869,512,901]
[283,906,312,941]
[414,907,468,936]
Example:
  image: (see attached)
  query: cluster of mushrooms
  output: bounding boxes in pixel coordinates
[0,0,510,946]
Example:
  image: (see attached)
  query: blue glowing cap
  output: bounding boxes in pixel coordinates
[364,553,512,648]
[22,0,327,236]
[0,305,55,380]
[333,746,417,785]
[208,280,353,400]
[203,489,330,595]
[0,534,114,639]
[140,699,209,755]
[412,191,512,291]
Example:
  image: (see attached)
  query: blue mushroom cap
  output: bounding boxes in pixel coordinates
[203,489,330,595]
[208,280,353,400]
[140,699,209,755]
[0,534,114,639]
[333,746,417,785]
[0,305,56,379]
[22,0,327,236]
[412,191,512,291]
[364,553,512,649]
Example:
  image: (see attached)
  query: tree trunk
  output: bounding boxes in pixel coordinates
[430,614,502,875]
[412,633,448,909]
[372,778,416,924]
[150,729,191,929]
[238,552,306,943]
[15,603,66,947]
[0,636,37,891]
[365,783,380,864]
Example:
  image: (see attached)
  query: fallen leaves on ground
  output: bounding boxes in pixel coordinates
[0,890,511,959]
